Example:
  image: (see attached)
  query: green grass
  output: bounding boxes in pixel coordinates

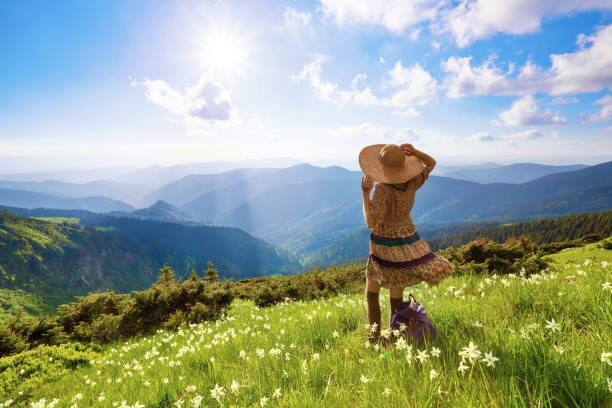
[2,243,611,407]
[32,217,79,225]
[0,289,52,322]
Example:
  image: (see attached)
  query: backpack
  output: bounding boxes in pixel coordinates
[390,294,438,346]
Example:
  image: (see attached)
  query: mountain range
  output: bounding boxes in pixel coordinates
[441,163,588,184]
[0,159,611,266]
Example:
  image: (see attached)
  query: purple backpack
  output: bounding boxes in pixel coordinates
[390,294,438,346]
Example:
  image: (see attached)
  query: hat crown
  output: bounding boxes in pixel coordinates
[378,144,405,168]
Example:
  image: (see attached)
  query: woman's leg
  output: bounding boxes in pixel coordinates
[366,277,381,341]
[389,287,404,326]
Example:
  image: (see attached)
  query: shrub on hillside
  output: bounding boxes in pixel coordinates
[234,264,365,307]
[0,342,98,401]
[438,236,550,276]
[0,264,234,358]
[599,237,612,250]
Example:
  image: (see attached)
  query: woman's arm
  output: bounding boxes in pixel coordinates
[401,144,436,172]
[361,175,374,228]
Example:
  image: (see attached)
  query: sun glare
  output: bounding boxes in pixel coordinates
[194,27,250,80]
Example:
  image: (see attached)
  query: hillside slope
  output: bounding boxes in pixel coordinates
[0,211,300,307]
[2,239,610,407]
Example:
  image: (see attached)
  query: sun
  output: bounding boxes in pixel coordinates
[193,26,250,80]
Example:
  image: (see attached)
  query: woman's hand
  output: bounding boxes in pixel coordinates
[400,144,415,155]
[361,174,374,193]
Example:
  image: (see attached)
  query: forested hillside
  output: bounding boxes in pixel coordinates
[304,210,612,267]
[0,211,299,309]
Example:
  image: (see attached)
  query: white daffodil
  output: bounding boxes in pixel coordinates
[382,388,391,396]
[481,351,500,367]
[360,374,371,383]
[230,380,239,394]
[210,384,225,404]
[472,321,484,328]
[431,347,441,357]
[272,388,282,398]
[458,359,470,375]
[416,349,430,363]
[601,350,612,366]
[260,396,269,407]
[459,341,481,363]
[545,319,560,331]
[429,369,439,380]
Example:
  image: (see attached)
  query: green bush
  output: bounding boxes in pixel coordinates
[235,263,365,307]
[0,342,98,400]
[438,236,550,276]
[0,264,234,358]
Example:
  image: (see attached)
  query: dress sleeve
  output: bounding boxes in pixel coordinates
[368,183,387,226]
[412,165,431,190]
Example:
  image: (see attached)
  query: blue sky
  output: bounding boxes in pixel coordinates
[1,0,611,172]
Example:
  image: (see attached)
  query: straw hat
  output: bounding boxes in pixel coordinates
[359,143,425,184]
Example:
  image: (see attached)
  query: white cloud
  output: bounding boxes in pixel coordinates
[431,40,441,51]
[392,107,420,117]
[318,0,440,34]
[468,131,495,142]
[325,122,393,139]
[440,0,612,47]
[294,58,437,114]
[494,95,566,126]
[547,24,612,95]
[131,75,236,126]
[379,56,386,64]
[283,7,311,28]
[442,24,612,97]
[395,128,420,141]
[325,123,419,148]
[586,94,612,122]
[498,129,542,142]
[442,56,514,98]
[551,96,578,104]
[387,61,437,107]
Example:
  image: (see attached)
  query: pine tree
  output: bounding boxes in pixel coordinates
[204,261,219,283]
[157,264,177,285]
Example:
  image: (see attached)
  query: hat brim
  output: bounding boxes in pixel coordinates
[359,144,424,184]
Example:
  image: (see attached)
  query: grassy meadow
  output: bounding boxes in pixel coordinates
[1,240,611,407]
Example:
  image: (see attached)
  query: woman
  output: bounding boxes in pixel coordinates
[359,143,454,343]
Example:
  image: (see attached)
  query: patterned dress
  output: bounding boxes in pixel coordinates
[366,167,454,289]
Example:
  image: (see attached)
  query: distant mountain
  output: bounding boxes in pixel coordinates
[444,163,589,184]
[0,188,134,213]
[433,162,502,176]
[182,163,355,222]
[415,161,612,223]
[0,209,300,308]
[216,179,362,243]
[497,185,612,220]
[0,179,152,206]
[0,157,302,186]
[190,161,612,260]
[142,167,278,207]
[110,200,201,225]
